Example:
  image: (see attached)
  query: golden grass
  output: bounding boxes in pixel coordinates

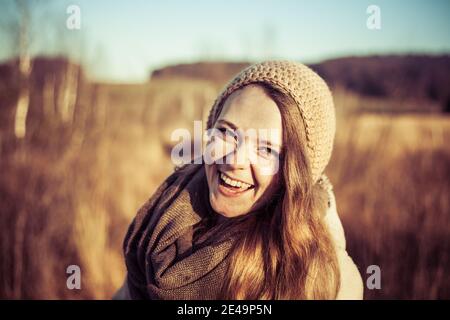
[329,112,450,299]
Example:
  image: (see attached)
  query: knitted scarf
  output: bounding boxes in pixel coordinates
[123,164,248,300]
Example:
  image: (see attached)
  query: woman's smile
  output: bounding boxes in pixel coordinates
[217,169,255,197]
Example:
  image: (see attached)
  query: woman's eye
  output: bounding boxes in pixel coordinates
[217,127,227,134]
[217,127,236,141]
[258,146,273,156]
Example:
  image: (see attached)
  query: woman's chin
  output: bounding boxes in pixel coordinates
[209,193,249,218]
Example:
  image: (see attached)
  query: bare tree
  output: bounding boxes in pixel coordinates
[2,0,62,138]
[50,3,85,126]
[11,0,33,139]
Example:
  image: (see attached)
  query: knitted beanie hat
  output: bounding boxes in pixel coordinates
[206,60,336,183]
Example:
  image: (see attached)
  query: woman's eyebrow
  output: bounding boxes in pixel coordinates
[217,119,237,129]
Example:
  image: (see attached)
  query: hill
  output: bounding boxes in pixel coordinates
[150,55,450,112]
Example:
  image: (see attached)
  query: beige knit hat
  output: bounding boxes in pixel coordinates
[206,60,336,183]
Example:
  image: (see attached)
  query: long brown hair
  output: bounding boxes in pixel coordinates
[212,83,341,299]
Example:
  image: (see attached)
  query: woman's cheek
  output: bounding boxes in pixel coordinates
[258,158,280,176]
[253,167,280,199]
[203,138,234,164]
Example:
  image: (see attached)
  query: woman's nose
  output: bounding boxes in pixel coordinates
[226,140,251,169]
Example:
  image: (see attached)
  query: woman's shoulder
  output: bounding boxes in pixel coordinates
[318,175,346,250]
[318,175,364,300]
[112,277,132,300]
[335,249,364,300]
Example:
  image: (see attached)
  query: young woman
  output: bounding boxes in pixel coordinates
[115,61,363,300]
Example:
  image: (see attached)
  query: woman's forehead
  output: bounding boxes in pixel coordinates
[217,85,282,134]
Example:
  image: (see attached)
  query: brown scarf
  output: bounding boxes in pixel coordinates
[123,164,249,299]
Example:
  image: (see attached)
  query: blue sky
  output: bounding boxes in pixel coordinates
[0,0,449,82]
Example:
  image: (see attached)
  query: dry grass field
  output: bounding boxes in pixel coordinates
[0,76,449,299]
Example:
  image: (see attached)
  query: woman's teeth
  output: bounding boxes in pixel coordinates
[220,172,253,190]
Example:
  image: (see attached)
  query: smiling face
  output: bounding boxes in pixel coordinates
[205,84,283,218]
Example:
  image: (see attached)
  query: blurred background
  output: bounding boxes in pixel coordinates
[0,0,449,299]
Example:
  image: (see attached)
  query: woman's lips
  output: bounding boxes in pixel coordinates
[217,170,254,197]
